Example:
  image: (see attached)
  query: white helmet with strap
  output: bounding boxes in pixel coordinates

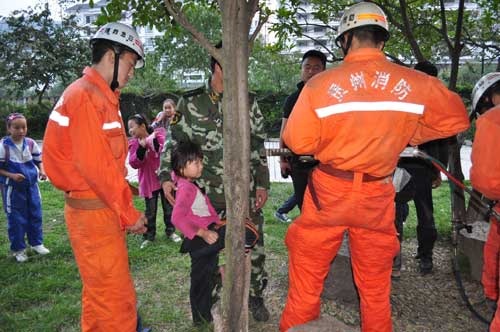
[471,72,500,116]
[335,2,389,52]
[91,22,145,69]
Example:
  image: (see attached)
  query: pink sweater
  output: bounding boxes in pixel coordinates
[171,173,220,239]
[128,128,166,199]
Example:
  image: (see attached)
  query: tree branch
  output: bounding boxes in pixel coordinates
[249,7,269,49]
[163,0,221,63]
[384,52,407,66]
[438,0,453,52]
[301,32,342,62]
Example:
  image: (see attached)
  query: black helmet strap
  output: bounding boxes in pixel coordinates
[110,50,120,91]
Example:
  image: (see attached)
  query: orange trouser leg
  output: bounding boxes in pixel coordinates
[65,205,137,332]
[279,221,346,332]
[349,227,399,332]
[483,219,500,301]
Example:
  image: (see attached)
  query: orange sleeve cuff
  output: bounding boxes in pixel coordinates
[118,206,142,230]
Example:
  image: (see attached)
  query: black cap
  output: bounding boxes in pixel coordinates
[302,50,327,68]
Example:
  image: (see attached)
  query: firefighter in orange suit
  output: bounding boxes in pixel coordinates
[279,3,469,332]
[469,72,500,332]
[43,22,147,332]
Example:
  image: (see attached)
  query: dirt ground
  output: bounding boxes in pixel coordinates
[250,239,492,332]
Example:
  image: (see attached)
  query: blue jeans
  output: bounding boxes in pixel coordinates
[277,194,297,214]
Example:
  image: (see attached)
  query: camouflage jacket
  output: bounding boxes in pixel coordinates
[158,81,270,210]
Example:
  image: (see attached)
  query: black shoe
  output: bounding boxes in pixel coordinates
[249,296,270,322]
[419,257,433,274]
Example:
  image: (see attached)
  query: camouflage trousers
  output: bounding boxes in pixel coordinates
[215,208,268,299]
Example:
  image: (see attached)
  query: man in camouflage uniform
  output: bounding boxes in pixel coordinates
[159,45,271,322]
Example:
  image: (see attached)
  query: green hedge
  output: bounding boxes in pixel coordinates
[1,87,474,141]
[0,100,52,139]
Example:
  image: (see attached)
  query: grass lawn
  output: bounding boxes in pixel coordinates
[0,181,455,331]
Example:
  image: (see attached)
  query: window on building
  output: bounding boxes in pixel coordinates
[314,39,327,46]
[145,38,154,48]
[314,26,326,33]
[85,15,96,24]
[297,40,309,47]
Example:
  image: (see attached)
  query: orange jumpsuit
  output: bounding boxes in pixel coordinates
[280,48,469,332]
[470,105,500,332]
[43,67,141,332]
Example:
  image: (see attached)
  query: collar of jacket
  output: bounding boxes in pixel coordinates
[206,80,222,105]
[296,81,305,91]
[344,48,386,63]
[82,66,120,106]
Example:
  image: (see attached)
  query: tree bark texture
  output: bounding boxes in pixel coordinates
[448,136,466,239]
[446,0,467,231]
[219,1,252,331]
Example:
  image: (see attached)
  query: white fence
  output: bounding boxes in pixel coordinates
[122,140,473,183]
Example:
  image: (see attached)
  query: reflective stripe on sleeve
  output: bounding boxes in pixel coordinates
[315,101,425,118]
[49,110,70,126]
[102,122,122,130]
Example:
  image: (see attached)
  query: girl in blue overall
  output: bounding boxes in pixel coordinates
[0,113,49,262]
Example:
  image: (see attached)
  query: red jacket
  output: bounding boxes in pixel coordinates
[43,67,140,229]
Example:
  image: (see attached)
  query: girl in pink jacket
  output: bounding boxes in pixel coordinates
[170,140,222,326]
[128,114,180,249]
[171,140,258,326]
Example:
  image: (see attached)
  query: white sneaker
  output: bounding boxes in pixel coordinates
[31,244,50,255]
[13,250,28,263]
[170,233,182,243]
[140,240,152,249]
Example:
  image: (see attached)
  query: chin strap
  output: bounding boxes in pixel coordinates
[341,32,354,56]
[110,51,120,91]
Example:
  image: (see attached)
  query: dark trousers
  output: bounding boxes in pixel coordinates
[143,188,174,241]
[395,166,437,260]
[189,248,219,325]
[290,165,314,211]
[277,194,297,214]
[393,203,409,270]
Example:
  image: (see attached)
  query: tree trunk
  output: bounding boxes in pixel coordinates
[219,1,252,331]
[448,136,466,240]
[447,0,466,232]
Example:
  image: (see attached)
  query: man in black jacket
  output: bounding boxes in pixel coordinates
[277,50,326,218]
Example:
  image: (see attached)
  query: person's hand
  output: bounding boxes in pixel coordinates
[432,176,442,189]
[138,137,146,147]
[11,173,25,182]
[162,181,177,206]
[157,111,168,122]
[39,171,47,181]
[280,160,291,178]
[198,228,218,244]
[127,214,147,234]
[255,188,268,210]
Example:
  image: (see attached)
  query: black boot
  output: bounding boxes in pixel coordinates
[416,226,437,266]
[249,296,270,322]
[419,256,433,274]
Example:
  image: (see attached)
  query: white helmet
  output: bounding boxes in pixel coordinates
[335,2,389,44]
[91,22,145,68]
[471,72,500,115]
